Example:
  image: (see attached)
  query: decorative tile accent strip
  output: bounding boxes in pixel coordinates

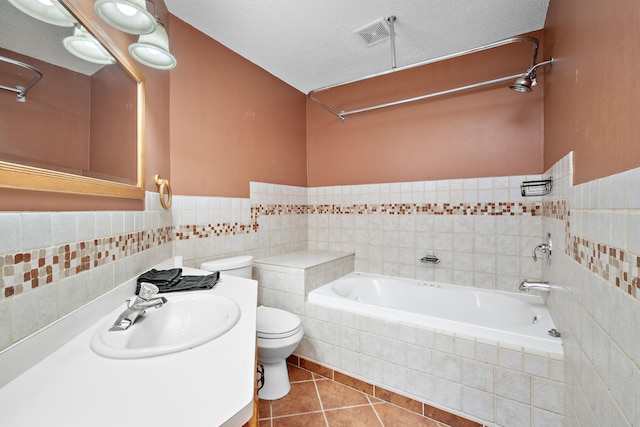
[1,227,173,300]
[543,198,639,298]
[173,202,543,241]
[571,235,638,297]
[259,202,542,216]
[287,354,483,427]
[543,199,572,255]
[542,199,570,222]
[0,200,546,301]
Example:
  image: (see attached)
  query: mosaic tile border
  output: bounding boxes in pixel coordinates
[571,236,639,297]
[542,199,570,222]
[287,354,482,427]
[543,198,639,298]
[258,201,543,216]
[1,227,173,300]
[0,201,542,302]
[7,197,636,303]
[172,201,543,242]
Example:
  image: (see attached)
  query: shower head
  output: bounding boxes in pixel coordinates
[509,57,554,93]
[509,75,534,93]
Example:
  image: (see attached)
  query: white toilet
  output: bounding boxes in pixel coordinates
[200,255,304,400]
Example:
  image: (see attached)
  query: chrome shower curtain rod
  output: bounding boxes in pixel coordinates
[0,55,43,103]
[307,31,545,122]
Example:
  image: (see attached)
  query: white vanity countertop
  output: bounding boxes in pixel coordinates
[0,263,257,427]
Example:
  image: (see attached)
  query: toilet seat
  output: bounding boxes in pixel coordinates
[257,306,302,339]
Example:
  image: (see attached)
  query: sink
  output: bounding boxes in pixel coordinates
[90,293,241,359]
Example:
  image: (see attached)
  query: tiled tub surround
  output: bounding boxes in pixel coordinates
[542,154,640,427]
[256,254,565,426]
[307,176,546,292]
[300,292,565,427]
[254,250,355,314]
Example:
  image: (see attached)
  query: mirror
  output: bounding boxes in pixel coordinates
[0,0,144,199]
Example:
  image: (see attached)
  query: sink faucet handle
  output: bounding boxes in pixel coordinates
[138,282,160,301]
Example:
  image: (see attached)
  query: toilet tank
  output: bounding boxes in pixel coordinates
[200,255,253,279]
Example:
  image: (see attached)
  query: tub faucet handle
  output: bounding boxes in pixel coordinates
[532,243,550,261]
[532,233,552,265]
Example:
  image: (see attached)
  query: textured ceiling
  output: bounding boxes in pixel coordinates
[165,0,550,94]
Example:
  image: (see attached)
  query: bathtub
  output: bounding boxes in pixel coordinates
[308,272,563,354]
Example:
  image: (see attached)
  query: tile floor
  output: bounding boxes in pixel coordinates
[258,363,456,427]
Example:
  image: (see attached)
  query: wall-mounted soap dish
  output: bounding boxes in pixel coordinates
[521,177,552,197]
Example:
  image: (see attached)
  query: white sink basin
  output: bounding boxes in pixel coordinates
[90,293,241,359]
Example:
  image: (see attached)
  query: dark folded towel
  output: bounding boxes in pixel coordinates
[161,271,220,292]
[136,269,220,293]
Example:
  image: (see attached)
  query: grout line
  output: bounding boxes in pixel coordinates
[369,397,386,427]
[312,373,330,426]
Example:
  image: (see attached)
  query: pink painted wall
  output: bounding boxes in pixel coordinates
[89,64,138,184]
[10,0,640,209]
[543,0,640,184]
[307,32,545,187]
[168,16,307,198]
[0,48,91,173]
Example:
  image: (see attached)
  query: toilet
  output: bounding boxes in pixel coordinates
[200,255,304,400]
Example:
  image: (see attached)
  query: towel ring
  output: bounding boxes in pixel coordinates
[154,174,172,210]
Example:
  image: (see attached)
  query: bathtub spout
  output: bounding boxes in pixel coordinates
[519,279,551,293]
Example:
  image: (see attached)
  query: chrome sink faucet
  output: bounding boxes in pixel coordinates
[109,283,168,331]
[519,279,551,293]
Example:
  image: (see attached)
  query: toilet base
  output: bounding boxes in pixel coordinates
[258,359,291,400]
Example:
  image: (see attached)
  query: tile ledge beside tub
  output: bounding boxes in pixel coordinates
[0,256,258,427]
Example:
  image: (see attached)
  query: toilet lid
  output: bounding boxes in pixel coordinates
[256,306,302,338]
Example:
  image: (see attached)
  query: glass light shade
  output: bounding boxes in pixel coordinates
[128,24,176,70]
[63,26,116,65]
[94,0,156,35]
[8,0,75,27]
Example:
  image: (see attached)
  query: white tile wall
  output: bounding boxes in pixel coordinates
[309,176,544,292]
[6,160,639,426]
[544,152,640,427]
[0,192,174,350]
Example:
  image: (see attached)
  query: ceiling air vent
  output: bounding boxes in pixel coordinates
[354,18,391,45]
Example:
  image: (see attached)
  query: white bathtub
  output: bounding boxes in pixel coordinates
[308,272,563,354]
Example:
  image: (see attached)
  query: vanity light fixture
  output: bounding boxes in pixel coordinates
[95,0,176,70]
[63,24,116,65]
[8,0,75,27]
[128,19,176,70]
[94,0,156,35]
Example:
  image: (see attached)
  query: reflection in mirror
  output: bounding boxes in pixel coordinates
[0,0,144,197]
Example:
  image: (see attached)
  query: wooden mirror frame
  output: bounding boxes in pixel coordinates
[0,0,145,199]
